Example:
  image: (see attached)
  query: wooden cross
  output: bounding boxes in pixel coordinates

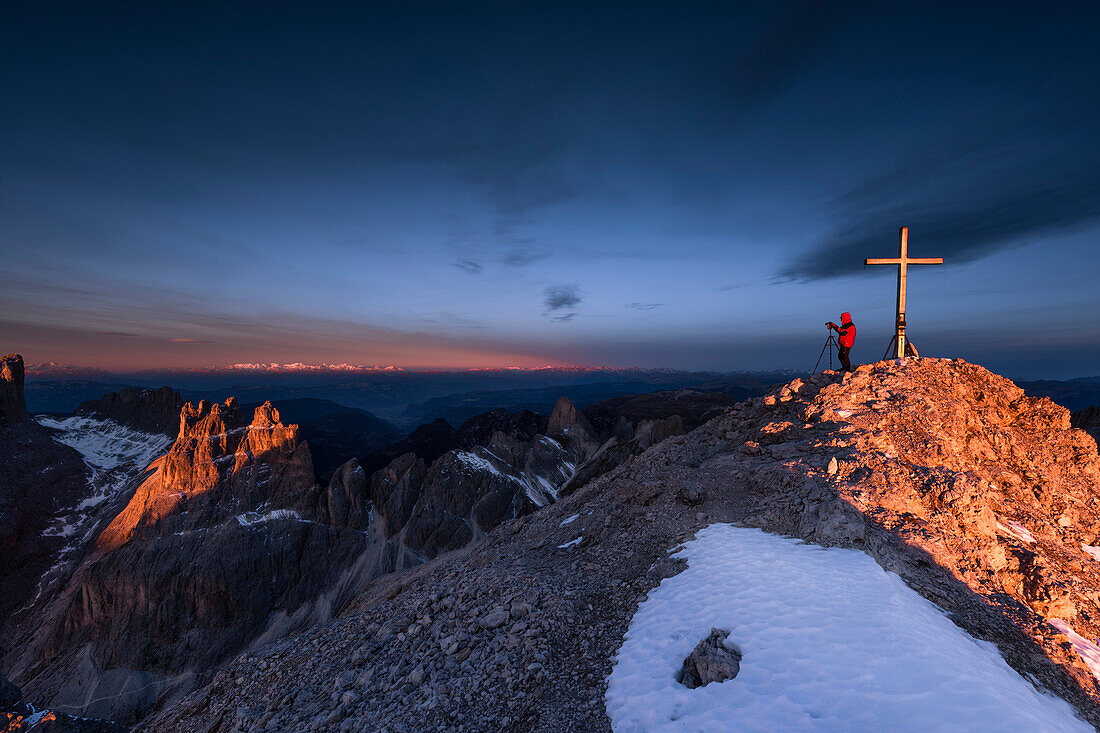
[864,226,943,359]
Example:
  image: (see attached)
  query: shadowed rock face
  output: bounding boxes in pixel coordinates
[582,389,738,439]
[343,403,588,574]
[1072,406,1100,448]
[75,386,184,438]
[5,397,373,724]
[340,406,587,578]
[0,354,89,626]
[456,408,548,450]
[560,389,740,495]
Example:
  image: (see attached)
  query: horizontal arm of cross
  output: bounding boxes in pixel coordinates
[864,257,944,265]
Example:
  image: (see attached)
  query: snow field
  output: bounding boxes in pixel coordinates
[36,415,171,472]
[606,524,1088,732]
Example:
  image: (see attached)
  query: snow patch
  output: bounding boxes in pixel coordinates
[1082,545,1100,563]
[606,525,1087,732]
[1049,619,1100,682]
[996,519,1036,544]
[455,450,504,476]
[558,536,583,549]
[560,513,580,526]
[235,509,302,527]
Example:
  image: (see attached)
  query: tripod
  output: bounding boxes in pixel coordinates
[812,330,837,375]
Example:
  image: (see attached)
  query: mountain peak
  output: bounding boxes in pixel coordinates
[250,401,281,429]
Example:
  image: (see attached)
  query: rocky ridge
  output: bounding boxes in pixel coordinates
[147,357,1100,731]
[74,387,184,438]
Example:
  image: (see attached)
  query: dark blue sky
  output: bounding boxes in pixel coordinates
[3,2,1098,377]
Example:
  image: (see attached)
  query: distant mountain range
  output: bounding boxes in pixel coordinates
[23,367,799,425]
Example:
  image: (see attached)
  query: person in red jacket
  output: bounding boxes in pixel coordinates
[826,313,856,372]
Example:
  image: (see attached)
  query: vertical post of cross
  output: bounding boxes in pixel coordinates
[864,226,943,360]
[896,226,909,359]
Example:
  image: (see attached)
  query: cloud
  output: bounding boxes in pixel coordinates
[544,284,582,322]
[779,96,1100,281]
[544,284,582,311]
[170,338,216,343]
[95,330,138,337]
[731,0,871,109]
[502,246,549,267]
[781,164,1100,282]
[451,259,483,274]
[627,302,665,311]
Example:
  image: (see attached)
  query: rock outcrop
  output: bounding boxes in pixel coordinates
[547,396,599,453]
[0,354,30,425]
[75,386,183,437]
[147,358,1100,731]
[95,398,317,551]
[677,628,741,689]
[0,354,89,627]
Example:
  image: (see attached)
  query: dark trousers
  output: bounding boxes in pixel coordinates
[837,346,852,372]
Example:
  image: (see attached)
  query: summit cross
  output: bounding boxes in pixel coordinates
[864,226,943,359]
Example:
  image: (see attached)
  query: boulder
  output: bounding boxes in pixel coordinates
[678,628,742,689]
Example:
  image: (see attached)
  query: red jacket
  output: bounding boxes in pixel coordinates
[835,313,856,348]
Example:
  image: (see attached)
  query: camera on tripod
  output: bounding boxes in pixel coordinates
[814,322,839,374]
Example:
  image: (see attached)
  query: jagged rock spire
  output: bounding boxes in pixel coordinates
[0,354,30,426]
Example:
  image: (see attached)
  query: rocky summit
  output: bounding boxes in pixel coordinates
[141,358,1100,731]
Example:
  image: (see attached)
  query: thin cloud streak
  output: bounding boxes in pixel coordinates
[451,259,483,274]
[779,94,1100,282]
